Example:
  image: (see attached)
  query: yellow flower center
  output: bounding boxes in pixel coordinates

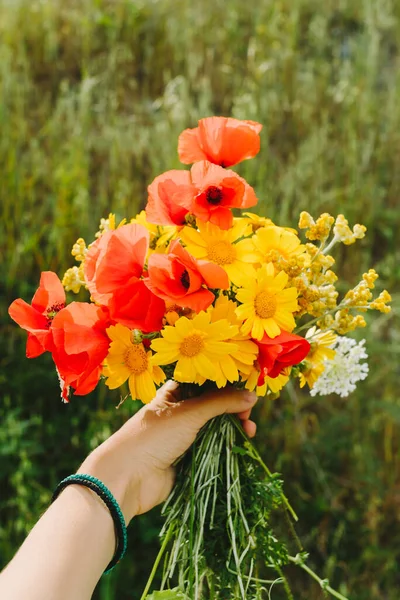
[264,249,281,262]
[180,332,205,357]
[207,241,236,265]
[254,291,277,318]
[123,345,148,375]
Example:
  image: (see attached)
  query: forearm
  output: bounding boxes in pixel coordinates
[0,486,116,600]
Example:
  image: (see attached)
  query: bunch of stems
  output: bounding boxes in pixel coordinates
[141,414,350,600]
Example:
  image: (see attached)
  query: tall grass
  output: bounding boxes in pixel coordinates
[0,0,399,598]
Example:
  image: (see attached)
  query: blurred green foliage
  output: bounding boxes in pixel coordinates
[0,0,399,598]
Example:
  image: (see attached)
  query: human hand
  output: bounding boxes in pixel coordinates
[79,382,257,523]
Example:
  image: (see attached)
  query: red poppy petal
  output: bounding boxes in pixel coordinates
[146,170,195,225]
[95,224,148,293]
[199,117,262,167]
[26,333,47,358]
[218,121,261,167]
[174,288,215,312]
[178,127,208,164]
[179,117,262,167]
[208,207,233,230]
[108,281,165,332]
[84,231,114,305]
[196,260,229,289]
[190,160,226,189]
[52,342,89,377]
[73,367,102,396]
[31,271,65,312]
[9,299,49,332]
[147,255,185,298]
[241,182,258,208]
[168,239,198,271]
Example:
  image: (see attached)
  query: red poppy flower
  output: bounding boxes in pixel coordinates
[178,117,262,167]
[50,302,111,401]
[147,239,229,312]
[84,223,165,331]
[84,223,149,302]
[8,271,66,358]
[146,170,195,226]
[190,160,257,229]
[145,161,257,230]
[255,331,310,386]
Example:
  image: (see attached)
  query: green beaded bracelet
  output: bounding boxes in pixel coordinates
[52,474,128,573]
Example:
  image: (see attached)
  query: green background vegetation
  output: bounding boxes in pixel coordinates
[0,0,399,598]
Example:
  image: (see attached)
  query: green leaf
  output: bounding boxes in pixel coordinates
[231,445,248,456]
[145,589,188,600]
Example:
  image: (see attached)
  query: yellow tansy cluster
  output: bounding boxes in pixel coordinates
[71,238,87,262]
[314,268,391,334]
[317,310,367,335]
[292,213,390,334]
[333,214,366,245]
[62,237,88,293]
[299,211,366,248]
[370,290,392,314]
[343,269,391,313]
[95,213,127,239]
[298,212,335,242]
[62,265,86,294]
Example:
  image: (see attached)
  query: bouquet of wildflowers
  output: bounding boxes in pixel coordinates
[9,117,391,599]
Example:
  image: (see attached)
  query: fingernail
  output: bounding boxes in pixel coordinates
[165,380,179,390]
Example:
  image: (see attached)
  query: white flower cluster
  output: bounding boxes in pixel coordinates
[310,336,369,398]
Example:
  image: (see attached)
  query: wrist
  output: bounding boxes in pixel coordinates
[77,449,142,524]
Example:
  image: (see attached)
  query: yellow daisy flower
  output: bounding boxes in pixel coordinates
[253,225,306,263]
[180,219,259,286]
[151,311,239,384]
[104,324,165,403]
[299,327,337,388]
[236,263,299,340]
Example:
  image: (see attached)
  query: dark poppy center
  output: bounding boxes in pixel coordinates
[180,270,190,289]
[206,186,223,205]
[46,302,66,325]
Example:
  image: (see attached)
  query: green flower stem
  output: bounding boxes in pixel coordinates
[226,424,246,600]
[226,566,283,585]
[294,307,341,334]
[288,555,350,600]
[274,563,294,600]
[228,415,298,522]
[140,525,174,600]
[188,440,196,598]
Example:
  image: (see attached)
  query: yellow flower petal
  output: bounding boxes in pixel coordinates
[106,323,131,346]
[104,366,131,389]
[262,318,281,338]
[136,371,157,403]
